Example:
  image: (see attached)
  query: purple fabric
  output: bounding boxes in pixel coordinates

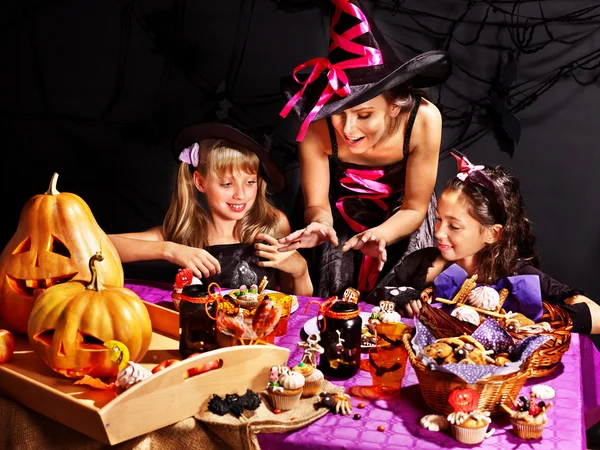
[432,264,543,322]
[125,280,593,449]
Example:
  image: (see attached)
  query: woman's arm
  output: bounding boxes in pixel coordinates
[376,99,442,245]
[278,120,338,251]
[255,212,313,296]
[109,228,221,279]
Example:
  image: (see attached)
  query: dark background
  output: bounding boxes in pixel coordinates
[2,0,599,299]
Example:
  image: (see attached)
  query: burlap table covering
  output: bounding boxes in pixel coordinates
[0,381,342,450]
[194,380,344,450]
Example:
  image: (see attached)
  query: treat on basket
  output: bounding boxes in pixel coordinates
[447,388,494,444]
[451,305,480,326]
[502,386,553,439]
[266,365,305,411]
[466,286,500,311]
[413,318,551,384]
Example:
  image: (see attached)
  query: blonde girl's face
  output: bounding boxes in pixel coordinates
[330,94,400,154]
[194,169,258,222]
[434,190,499,270]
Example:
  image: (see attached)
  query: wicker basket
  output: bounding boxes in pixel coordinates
[418,301,572,378]
[402,333,530,416]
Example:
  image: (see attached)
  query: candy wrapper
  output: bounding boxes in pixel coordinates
[411,318,550,384]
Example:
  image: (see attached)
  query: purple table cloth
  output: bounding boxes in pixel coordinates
[127,281,596,450]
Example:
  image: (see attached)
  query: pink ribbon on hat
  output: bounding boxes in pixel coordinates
[280,0,383,142]
[179,142,200,167]
[451,152,485,181]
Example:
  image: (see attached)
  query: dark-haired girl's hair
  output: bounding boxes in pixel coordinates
[445,166,539,283]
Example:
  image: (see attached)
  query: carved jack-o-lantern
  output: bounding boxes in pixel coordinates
[28,251,152,379]
[0,173,123,333]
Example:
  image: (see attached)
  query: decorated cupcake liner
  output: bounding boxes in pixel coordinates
[269,389,302,411]
[451,423,489,444]
[510,418,546,439]
[301,379,323,398]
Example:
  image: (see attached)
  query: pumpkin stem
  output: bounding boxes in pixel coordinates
[46,173,61,195]
[87,251,105,291]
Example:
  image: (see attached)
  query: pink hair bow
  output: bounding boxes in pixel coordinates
[451,152,485,181]
[179,143,200,167]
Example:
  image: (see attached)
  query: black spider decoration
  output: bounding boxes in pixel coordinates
[207,389,262,417]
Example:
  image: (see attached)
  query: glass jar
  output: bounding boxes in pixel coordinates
[179,285,218,357]
[317,301,362,379]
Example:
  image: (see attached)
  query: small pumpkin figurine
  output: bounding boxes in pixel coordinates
[0,173,123,333]
[27,251,151,379]
[448,388,480,413]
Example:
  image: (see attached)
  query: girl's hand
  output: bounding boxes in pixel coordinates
[277,222,338,252]
[255,233,308,278]
[167,243,221,280]
[403,299,423,318]
[342,229,387,271]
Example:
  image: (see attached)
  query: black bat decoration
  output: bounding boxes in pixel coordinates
[207,389,262,417]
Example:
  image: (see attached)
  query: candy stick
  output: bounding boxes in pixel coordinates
[501,404,516,417]
[452,275,478,304]
[508,394,518,408]
[435,298,507,319]
[495,288,510,313]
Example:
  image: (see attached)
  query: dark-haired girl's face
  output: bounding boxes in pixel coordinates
[435,190,499,273]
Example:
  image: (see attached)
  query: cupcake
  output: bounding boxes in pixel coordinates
[293,362,324,397]
[447,388,491,444]
[267,366,305,411]
[504,387,552,440]
[235,284,259,309]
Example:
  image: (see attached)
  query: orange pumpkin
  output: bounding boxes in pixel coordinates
[0,173,123,333]
[27,251,151,379]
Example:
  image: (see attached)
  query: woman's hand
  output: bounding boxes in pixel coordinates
[166,243,221,280]
[277,222,338,252]
[342,228,387,271]
[255,233,308,278]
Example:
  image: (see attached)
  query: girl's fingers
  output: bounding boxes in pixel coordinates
[255,250,275,261]
[254,243,276,253]
[256,233,278,246]
[256,260,275,268]
[278,242,302,252]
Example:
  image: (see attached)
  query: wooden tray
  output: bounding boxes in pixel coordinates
[0,302,290,445]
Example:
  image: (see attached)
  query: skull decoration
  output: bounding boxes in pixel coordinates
[0,173,123,333]
[27,251,151,379]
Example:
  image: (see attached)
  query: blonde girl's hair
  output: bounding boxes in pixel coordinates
[163,139,279,248]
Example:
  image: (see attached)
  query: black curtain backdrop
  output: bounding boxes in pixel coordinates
[1,0,599,302]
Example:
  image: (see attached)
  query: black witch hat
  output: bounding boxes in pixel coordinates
[280,0,452,141]
[174,122,286,193]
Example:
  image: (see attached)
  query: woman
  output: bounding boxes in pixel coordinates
[277,0,452,300]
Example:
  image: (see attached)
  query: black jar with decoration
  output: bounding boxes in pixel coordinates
[178,284,219,357]
[316,299,362,379]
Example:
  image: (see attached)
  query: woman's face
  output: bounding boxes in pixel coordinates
[434,190,497,270]
[194,169,258,222]
[330,94,400,154]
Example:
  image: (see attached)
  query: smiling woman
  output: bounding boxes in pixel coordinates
[108,123,313,297]
[277,0,451,301]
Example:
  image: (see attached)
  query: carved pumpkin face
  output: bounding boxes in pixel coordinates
[27,253,151,378]
[448,388,480,413]
[0,174,123,333]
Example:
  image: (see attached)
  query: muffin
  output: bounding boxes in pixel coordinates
[267,366,305,411]
[447,411,491,444]
[510,411,547,439]
[293,362,323,397]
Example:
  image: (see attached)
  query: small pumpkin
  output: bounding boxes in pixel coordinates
[448,388,480,413]
[0,173,123,333]
[27,251,151,379]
